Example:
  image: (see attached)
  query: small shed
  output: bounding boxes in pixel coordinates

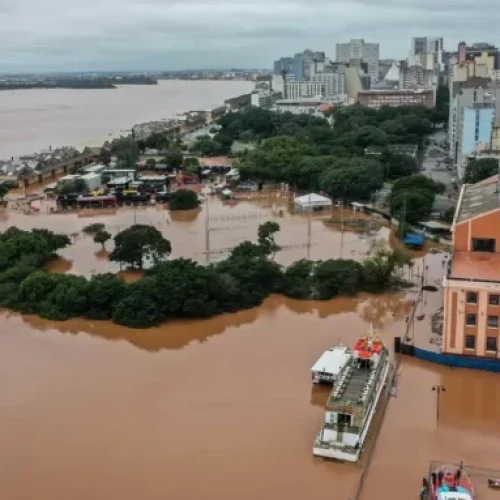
[403,233,424,250]
[294,193,333,212]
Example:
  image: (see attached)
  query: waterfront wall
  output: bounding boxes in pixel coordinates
[399,342,500,372]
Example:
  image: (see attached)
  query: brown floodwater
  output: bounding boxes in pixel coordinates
[2,202,500,499]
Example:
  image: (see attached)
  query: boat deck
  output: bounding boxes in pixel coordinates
[326,351,388,410]
[326,366,373,408]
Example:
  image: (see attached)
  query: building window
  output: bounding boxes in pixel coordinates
[465,334,476,349]
[490,294,500,306]
[488,315,499,328]
[486,336,498,352]
[467,292,478,304]
[472,238,496,252]
[466,313,477,326]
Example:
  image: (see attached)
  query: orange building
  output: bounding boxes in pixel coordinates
[443,174,500,358]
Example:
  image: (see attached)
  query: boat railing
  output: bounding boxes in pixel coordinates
[314,438,358,455]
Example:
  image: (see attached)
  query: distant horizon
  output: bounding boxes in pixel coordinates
[0,68,271,77]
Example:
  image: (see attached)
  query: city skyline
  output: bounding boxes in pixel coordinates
[1,0,499,72]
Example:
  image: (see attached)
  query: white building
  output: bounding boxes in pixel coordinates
[250,90,281,108]
[285,81,324,100]
[310,72,346,99]
[336,39,380,85]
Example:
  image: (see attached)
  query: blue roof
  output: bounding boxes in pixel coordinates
[403,233,424,245]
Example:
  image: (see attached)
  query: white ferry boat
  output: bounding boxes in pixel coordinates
[312,329,392,462]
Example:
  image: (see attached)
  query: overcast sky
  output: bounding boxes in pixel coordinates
[1,0,499,72]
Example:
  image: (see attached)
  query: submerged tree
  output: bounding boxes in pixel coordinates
[109,224,171,269]
[257,221,281,258]
[94,230,111,249]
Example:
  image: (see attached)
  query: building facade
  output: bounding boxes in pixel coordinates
[442,177,500,358]
[358,88,434,109]
[336,39,379,85]
[250,90,281,108]
[310,72,346,98]
[284,82,324,100]
[409,37,444,71]
[448,84,500,178]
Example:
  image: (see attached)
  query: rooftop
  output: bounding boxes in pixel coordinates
[449,251,500,282]
[455,179,499,224]
[199,157,230,168]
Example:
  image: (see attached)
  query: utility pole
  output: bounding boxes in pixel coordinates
[307,191,312,260]
[205,196,210,264]
[432,385,446,423]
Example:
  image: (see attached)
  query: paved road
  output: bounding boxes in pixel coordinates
[421,129,458,213]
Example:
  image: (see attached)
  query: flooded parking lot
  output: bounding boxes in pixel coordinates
[1,198,500,500]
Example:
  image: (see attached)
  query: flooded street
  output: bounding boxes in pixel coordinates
[2,201,500,499]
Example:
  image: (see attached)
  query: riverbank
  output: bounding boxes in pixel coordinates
[0,76,158,91]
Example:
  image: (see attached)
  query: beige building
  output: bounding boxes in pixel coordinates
[443,175,500,358]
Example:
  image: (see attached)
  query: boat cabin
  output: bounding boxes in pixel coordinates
[311,346,352,384]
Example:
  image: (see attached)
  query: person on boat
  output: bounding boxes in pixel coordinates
[455,468,461,486]
[438,471,444,486]
[431,472,437,487]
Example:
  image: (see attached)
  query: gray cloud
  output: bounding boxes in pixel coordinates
[0,0,498,72]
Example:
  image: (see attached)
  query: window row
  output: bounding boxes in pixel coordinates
[466,292,500,305]
[466,314,499,328]
[465,335,498,352]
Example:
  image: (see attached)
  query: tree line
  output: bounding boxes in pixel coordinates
[213,105,437,205]
[0,224,412,329]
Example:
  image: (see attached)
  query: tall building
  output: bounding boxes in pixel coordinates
[442,175,500,359]
[450,85,500,178]
[409,37,444,71]
[273,57,293,75]
[399,60,437,89]
[336,39,380,85]
[464,43,500,70]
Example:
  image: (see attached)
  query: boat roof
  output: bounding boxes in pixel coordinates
[311,346,351,375]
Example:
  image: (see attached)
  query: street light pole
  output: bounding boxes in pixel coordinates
[432,385,446,422]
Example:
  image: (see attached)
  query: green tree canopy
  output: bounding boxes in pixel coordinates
[319,158,384,202]
[94,230,111,249]
[463,158,499,184]
[164,147,184,170]
[109,224,171,269]
[57,178,87,195]
[169,189,199,210]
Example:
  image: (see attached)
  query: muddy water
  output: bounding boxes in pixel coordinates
[2,203,500,499]
[1,294,408,500]
[3,198,386,276]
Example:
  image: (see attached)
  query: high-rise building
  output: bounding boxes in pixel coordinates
[273,57,293,75]
[449,85,500,178]
[409,37,444,71]
[335,39,380,85]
